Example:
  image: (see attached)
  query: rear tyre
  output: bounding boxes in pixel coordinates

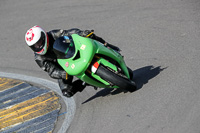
[96,65,137,92]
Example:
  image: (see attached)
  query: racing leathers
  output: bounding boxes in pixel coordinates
[34,28,120,97]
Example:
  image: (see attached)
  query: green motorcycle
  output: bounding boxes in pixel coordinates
[53,34,136,92]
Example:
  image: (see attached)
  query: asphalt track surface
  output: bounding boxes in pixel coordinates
[0,0,200,133]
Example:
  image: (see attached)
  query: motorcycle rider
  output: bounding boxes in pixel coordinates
[25,25,120,97]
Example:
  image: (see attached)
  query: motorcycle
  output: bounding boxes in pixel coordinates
[53,34,136,92]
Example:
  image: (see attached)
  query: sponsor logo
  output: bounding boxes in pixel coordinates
[65,62,69,68]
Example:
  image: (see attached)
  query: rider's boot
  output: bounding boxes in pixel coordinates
[60,79,86,98]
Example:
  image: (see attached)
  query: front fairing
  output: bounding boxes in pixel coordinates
[55,34,96,76]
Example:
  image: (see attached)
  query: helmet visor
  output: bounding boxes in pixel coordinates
[30,32,45,52]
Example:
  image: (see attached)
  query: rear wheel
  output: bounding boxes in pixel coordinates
[96,65,137,92]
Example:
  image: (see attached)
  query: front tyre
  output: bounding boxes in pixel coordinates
[96,65,137,92]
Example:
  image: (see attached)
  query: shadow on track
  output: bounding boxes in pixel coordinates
[132,66,167,89]
[82,65,167,104]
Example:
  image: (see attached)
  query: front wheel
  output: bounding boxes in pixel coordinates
[96,65,137,92]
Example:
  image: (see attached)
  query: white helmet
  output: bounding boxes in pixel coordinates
[25,26,49,55]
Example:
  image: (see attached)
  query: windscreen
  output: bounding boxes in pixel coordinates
[53,36,75,59]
